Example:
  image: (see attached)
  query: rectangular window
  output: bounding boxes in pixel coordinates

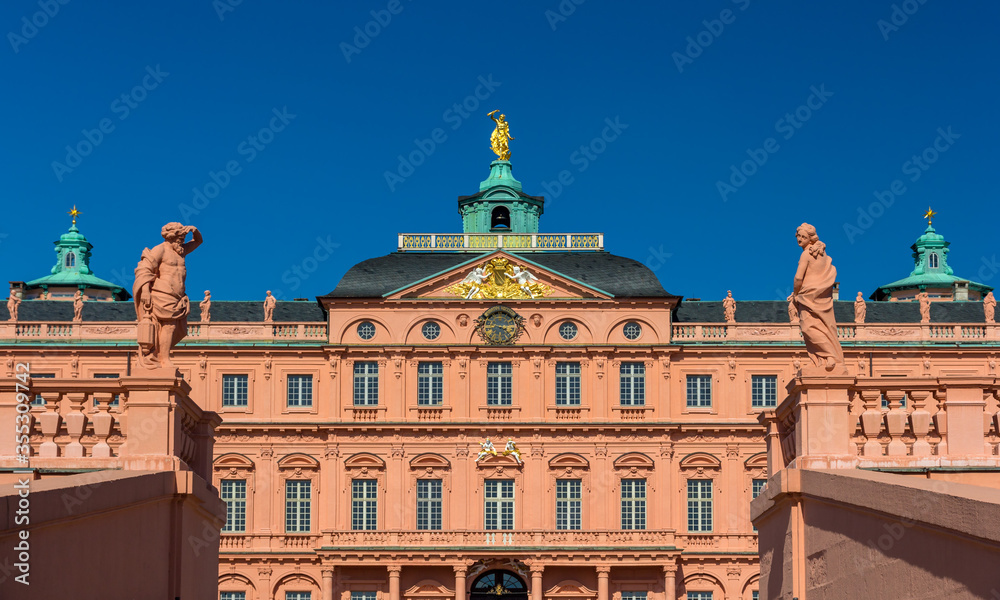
[619,363,646,406]
[287,375,313,408]
[687,593,712,600]
[93,373,121,406]
[286,593,311,600]
[752,592,759,600]
[353,362,379,406]
[751,375,777,408]
[417,362,444,406]
[484,479,514,530]
[752,479,767,499]
[556,479,582,530]
[351,593,377,600]
[486,362,513,406]
[687,480,713,532]
[223,374,249,407]
[416,479,443,530]
[686,375,712,408]
[221,593,247,600]
[555,362,582,406]
[285,480,311,533]
[31,373,55,405]
[621,593,647,600]
[620,479,647,530]
[221,480,247,533]
[352,479,378,530]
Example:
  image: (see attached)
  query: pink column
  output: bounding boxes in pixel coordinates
[663,564,677,600]
[530,567,544,600]
[596,566,610,600]
[454,566,468,600]
[389,566,401,600]
[322,568,335,600]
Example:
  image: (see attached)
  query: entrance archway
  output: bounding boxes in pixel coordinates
[470,570,529,600]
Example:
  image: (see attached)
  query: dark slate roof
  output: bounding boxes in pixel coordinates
[673,300,989,324]
[0,301,325,322]
[322,252,677,298]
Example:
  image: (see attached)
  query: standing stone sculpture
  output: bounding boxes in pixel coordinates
[73,290,84,322]
[788,223,844,373]
[200,290,212,323]
[263,290,276,322]
[984,291,996,324]
[787,297,799,324]
[917,291,931,323]
[854,292,866,324]
[723,290,736,323]
[133,223,202,369]
[6,289,20,322]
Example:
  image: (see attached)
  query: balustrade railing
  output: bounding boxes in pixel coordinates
[674,322,998,344]
[312,529,676,549]
[0,321,328,343]
[397,233,604,252]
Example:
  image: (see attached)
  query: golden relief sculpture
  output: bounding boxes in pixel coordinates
[488,110,514,160]
[447,258,550,299]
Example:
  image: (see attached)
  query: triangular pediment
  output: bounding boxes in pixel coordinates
[385,251,612,300]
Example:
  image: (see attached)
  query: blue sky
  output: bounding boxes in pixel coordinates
[2,1,998,302]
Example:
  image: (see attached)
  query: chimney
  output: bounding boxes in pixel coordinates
[953,280,969,301]
[832,282,840,301]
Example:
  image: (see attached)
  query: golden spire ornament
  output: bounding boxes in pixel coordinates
[923,207,937,226]
[488,110,514,160]
[68,205,81,226]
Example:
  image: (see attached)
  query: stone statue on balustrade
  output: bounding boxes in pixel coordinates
[788,223,845,374]
[854,292,866,324]
[73,290,84,322]
[133,223,202,370]
[723,290,736,323]
[984,291,996,324]
[200,290,211,323]
[264,290,276,322]
[6,289,20,322]
[917,291,931,323]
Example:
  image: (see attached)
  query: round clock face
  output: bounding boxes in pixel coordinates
[482,312,519,344]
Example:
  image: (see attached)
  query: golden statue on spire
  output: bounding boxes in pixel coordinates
[923,207,937,226]
[488,110,514,160]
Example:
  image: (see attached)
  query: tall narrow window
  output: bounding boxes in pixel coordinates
[486,362,512,406]
[929,253,939,268]
[284,480,311,533]
[751,478,767,532]
[65,252,76,267]
[221,480,247,533]
[287,375,313,408]
[556,479,582,530]
[751,375,777,408]
[417,362,444,406]
[686,375,712,408]
[352,479,378,530]
[484,479,514,530]
[620,362,645,406]
[555,362,582,406]
[353,362,379,406]
[416,479,443,530]
[223,374,249,407]
[620,479,646,530]
[687,480,713,532]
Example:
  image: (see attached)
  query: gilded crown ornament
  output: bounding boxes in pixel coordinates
[448,258,550,300]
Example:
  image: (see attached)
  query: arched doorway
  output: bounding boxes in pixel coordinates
[470,570,528,600]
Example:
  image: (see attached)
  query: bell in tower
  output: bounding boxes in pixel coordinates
[491,206,511,230]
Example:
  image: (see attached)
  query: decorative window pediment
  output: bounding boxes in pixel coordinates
[214,453,256,478]
[410,453,451,470]
[678,452,723,479]
[613,452,655,469]
[545,580,597,600]
[404,580,455,600]
[745,452,768,480]
[276,453,321,471]
[344,452,386,470]
[549,453,590,470]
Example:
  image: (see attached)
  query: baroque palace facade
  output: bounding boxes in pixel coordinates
[3,160,998,600]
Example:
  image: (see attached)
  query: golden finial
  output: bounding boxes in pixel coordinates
[488,110,514,160]
[923,207,936,226]
[68,205,82,226]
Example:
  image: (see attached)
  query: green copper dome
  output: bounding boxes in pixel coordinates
[24,220,129,300]
[458,160,544,234]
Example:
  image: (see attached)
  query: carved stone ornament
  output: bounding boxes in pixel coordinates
[474,305,526,346]
[447,257,551,300]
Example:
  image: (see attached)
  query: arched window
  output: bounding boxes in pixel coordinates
[928,253,939,268]
[65,252,76,268]
[471,571,528,600]
[491,206,511,230]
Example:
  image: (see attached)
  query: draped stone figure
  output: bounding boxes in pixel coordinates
[788,223,844,373]
[7,289,20,322]
[723,291,736,323]
[854,292,866,324]
[73,290,84,321]
[985,292,996,324]
[200,290,211,323]
[133,223,202,369]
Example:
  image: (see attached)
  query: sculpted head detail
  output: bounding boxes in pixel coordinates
[161,222,186,241]
[796,223,818,249]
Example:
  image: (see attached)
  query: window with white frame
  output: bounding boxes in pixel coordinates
[220,592,246,600]
[222,374,249,407]
[284,480,311,533]
[556,479,582,530]
[221,480,247,533]
[286,593,311,600]
[287,375,313,408]
[619,362,645,406]
[620,478,646,530]
[417,362,443,406]
[752,591,759,600]
[687,480,713,532]
[751,375,777,408]
[621,593,647,600]
[486,362,512,406]
[352,479,378,530]
[686,375,712,408]
[484,479,514,530]
[353,362,379,406]
[416,479,442,530]
[555,362,581,406]
[351,593,377,600]
[752,479,766,499]
[687,593,712,600]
